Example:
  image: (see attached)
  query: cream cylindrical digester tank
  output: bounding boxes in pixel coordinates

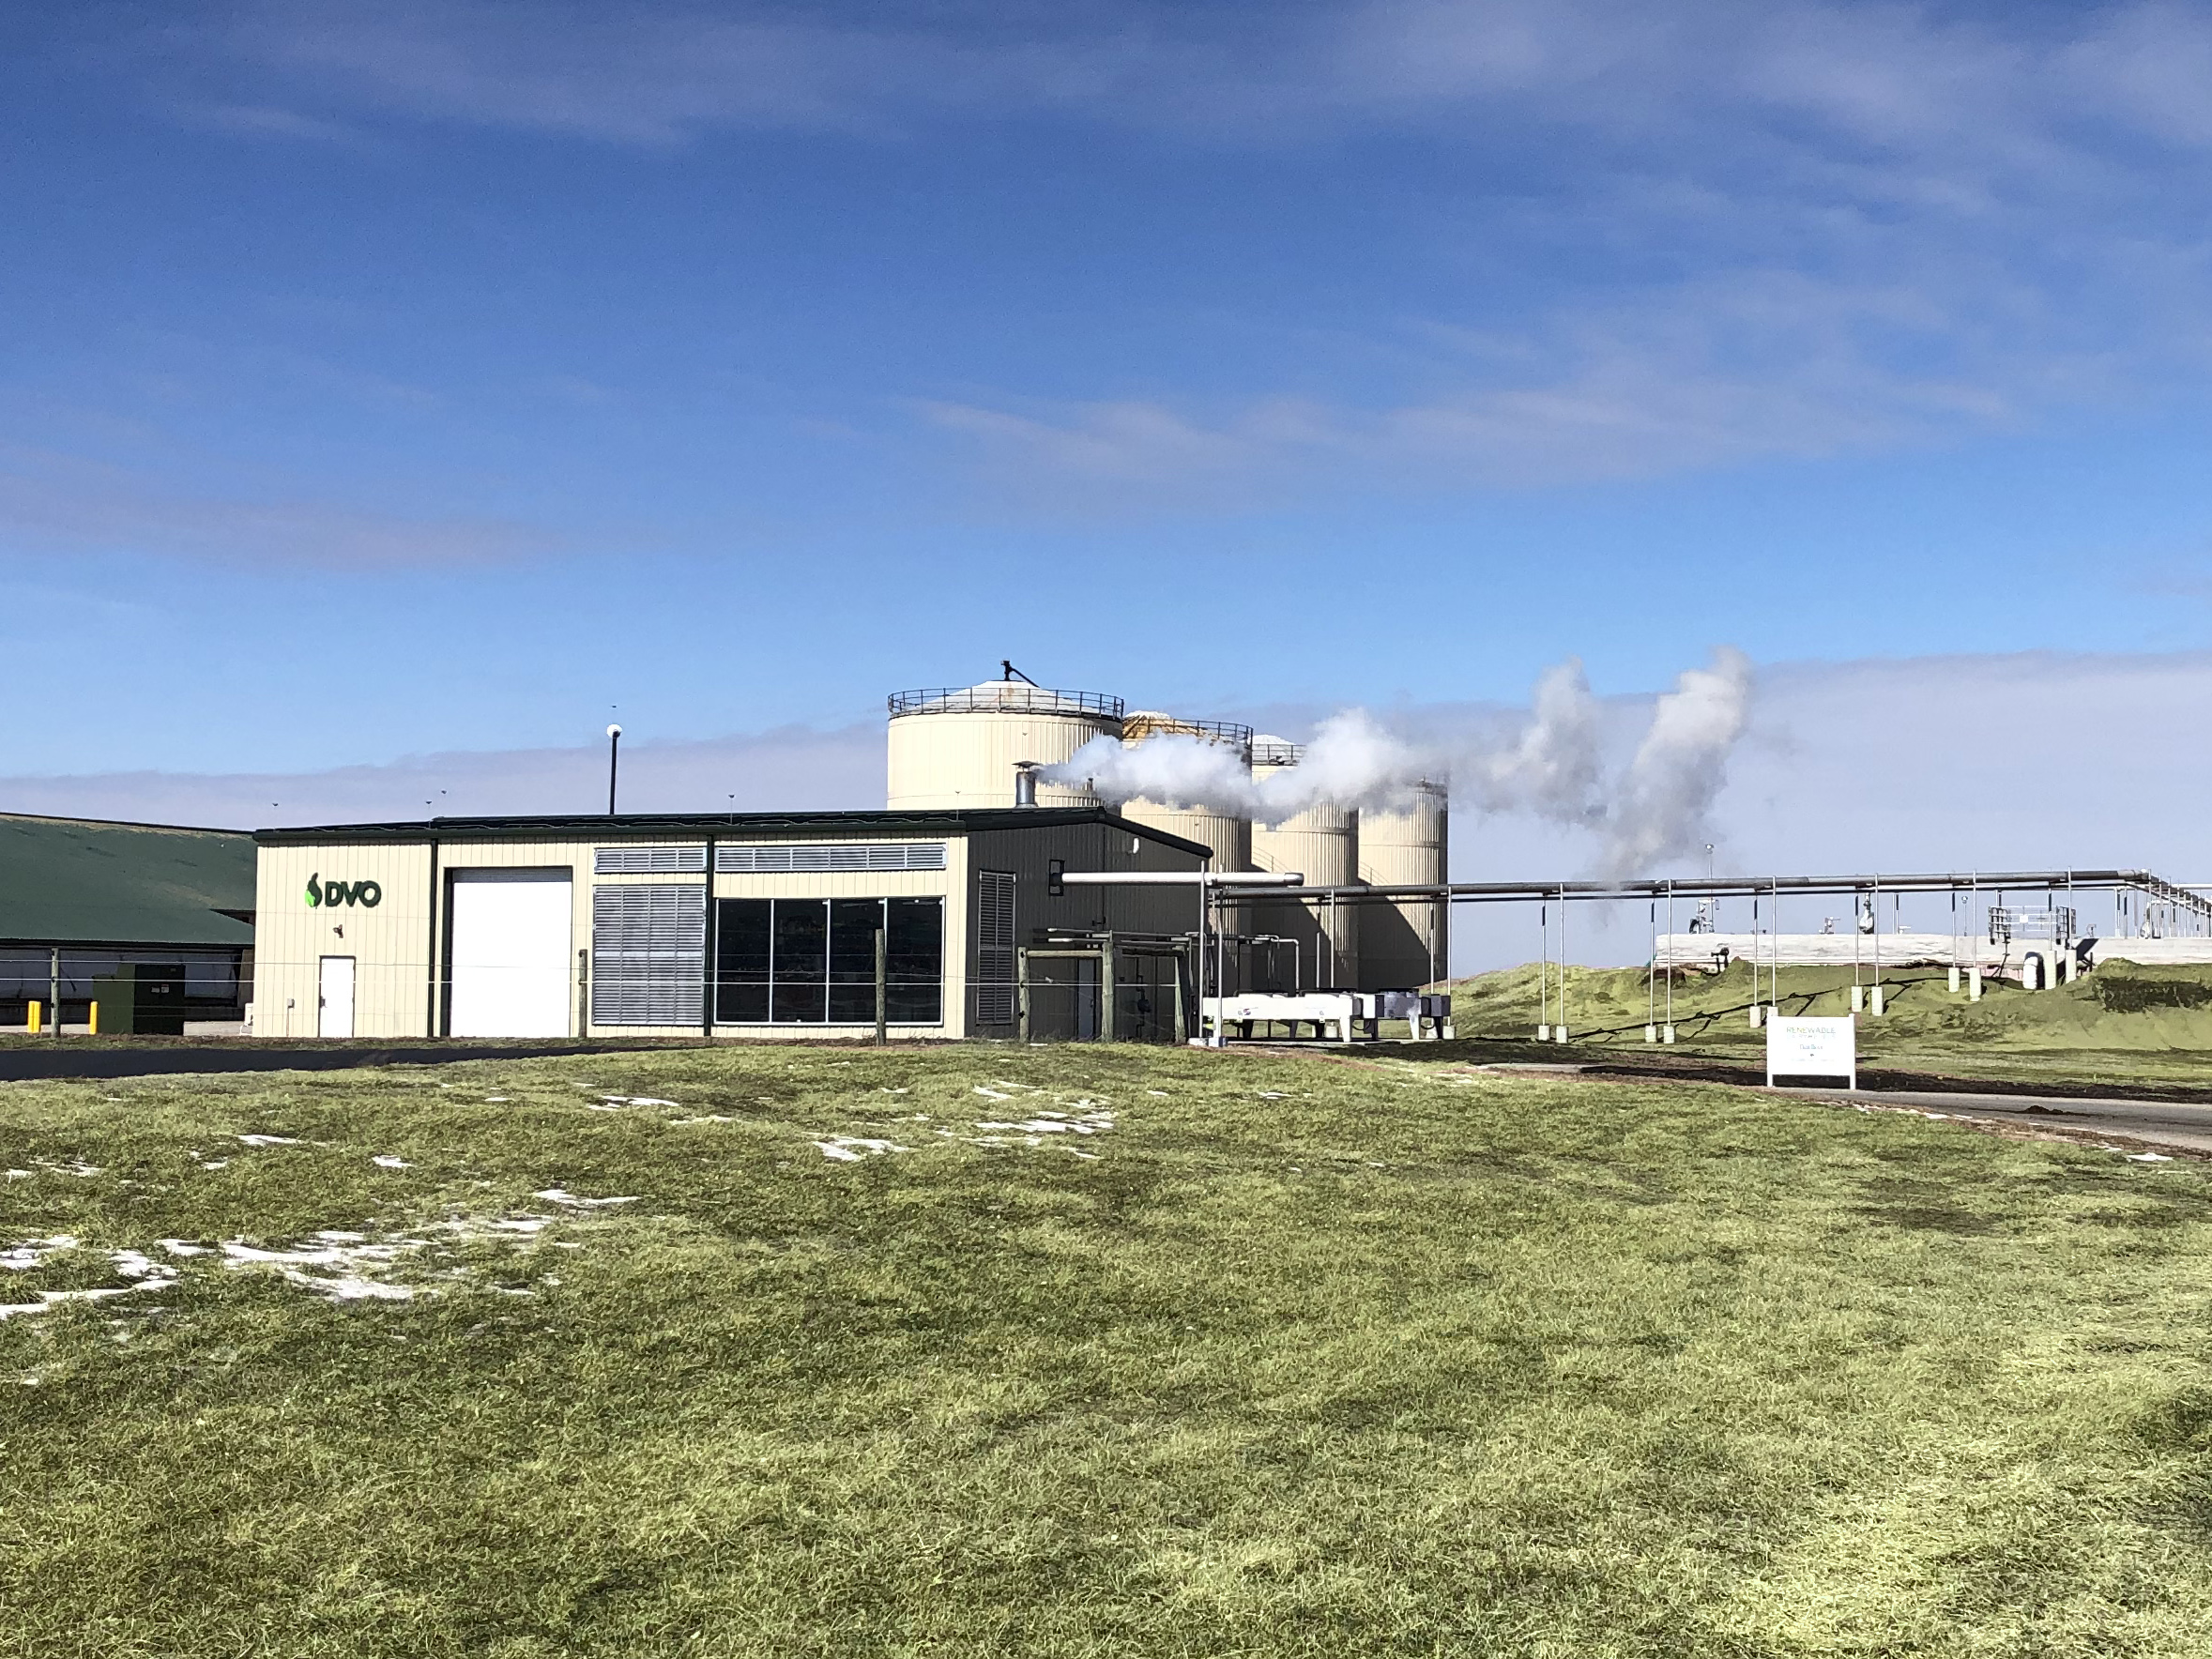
[886,681,1123,809]
[1247,736,1359,990]
[1357,780,1449,988]
[1113,712,1254,873]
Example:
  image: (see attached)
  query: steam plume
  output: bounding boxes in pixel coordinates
[1043,647,1755,876]
[1462,657,1605,827]
[1595,647,1754,875]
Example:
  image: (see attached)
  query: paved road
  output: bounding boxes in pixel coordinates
[0,1042,666,1084]
[1793,1087,2212,1155]
[1487,1056,2212,1156]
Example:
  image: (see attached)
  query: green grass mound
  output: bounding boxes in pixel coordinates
[7,1045,2212,1653]
[1451,956,2212,1064]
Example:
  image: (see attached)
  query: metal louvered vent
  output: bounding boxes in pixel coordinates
[975,870,1016,1027]
[716,843,947,874]
[595,845,708,875]
[590,883,705,1026]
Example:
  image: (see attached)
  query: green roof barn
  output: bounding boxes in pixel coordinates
[1,814,256,1034]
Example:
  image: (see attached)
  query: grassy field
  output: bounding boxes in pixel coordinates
[7,1042,2212,1655]
[1445,958,2212,1088]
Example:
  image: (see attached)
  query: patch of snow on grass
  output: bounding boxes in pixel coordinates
[813,1137,909,1162]
[974,1087,1014,1101]
[669,1115,735,1125]
[973,1106,1116,1137]
[2128,1151,2175,1163]
[236,1134,298,1148]
[373,1155,413,1169]
[2,1236,79,1270]
[0,1237,180,1319]
[534,1189,640,1208]
[221,1236,420,1300]
[38,1159,101,1177]
[0,1281,173,1319]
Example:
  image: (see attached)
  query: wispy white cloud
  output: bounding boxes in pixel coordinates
[0,723,883,830]
[921,262,2111,495]
[156,0,2212,160]
[0,446,557,568]
[82,2,2212,498]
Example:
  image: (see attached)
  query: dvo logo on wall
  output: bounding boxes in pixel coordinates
[306,874,382,909]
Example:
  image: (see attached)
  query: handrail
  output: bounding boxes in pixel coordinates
[1121,713,1255,749]
[887,686,1124,720]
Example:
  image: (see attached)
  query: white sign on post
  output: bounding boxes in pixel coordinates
[1766,1014,1856,1088]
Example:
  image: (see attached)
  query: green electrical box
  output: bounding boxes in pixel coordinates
[90,965,188,1035]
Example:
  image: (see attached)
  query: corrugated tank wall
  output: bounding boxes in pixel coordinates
[1246,738,1359,990]
[1357,781,1448,988]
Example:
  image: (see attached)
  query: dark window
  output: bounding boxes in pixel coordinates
[712,896,943,1025]
[771,900,828,1022]
[714,899,770,1023]
[886,897,943,1023]
[826,899,879,1023]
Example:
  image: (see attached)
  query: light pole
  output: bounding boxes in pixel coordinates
[606,724,622,815]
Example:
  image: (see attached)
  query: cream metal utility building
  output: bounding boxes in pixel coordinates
[252,809,1207,1041]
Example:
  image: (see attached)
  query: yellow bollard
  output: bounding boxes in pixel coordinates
[26,999,40,1034]
[87,999,98,1036]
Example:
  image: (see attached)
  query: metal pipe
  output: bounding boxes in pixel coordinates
[1215,868,2205,905]
[1060,871,1304,886]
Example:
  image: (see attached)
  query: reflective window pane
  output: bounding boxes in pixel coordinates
[887,897,943,1024]
[714,899,770,1023]
[771,899,828,1022]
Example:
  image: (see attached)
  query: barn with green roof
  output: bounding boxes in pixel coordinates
[0,813,255,1033]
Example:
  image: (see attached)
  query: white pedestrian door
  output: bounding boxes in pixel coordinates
[449,871,574,1038]
[318,955,356,1039]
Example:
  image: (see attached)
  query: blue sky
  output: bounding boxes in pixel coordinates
[9,1,2212,815]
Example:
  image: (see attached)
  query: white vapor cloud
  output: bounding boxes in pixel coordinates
[1050,648,1755,878]
[1450,647,2212,970]
[1598,646,1754,875]
[1463,658,1606,827]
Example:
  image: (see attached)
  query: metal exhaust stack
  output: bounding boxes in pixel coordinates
[1014,763,1039,807]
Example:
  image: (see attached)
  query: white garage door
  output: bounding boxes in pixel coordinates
[449,870,573,1038]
